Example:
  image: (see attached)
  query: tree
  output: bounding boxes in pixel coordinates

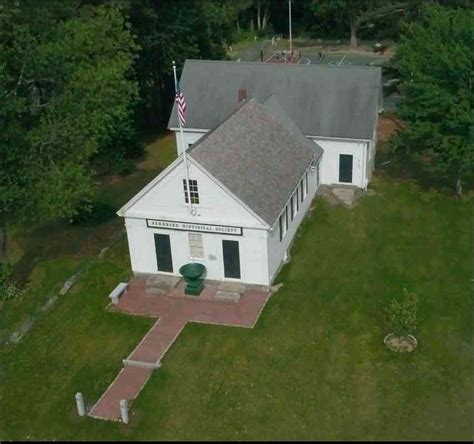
[390,5,473,195]
[305,0,408,46]
[0,1,138,259]
[126,0,247,129]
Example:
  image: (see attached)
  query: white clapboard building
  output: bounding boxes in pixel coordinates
[118,60,382,287]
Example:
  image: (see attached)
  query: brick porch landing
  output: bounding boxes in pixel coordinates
[88,279,271,422]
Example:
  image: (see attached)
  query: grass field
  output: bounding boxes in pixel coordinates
[1,132,471,440]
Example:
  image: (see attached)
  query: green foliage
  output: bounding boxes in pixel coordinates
[126,0,245,128]
[300,0,409,43]
[0,2,139,228]
[0,261,25,301]
[68,199,116,226]
[387,287,419,336]
[0,261,11,300]
[389,5,473,193]
[1,281,26,302]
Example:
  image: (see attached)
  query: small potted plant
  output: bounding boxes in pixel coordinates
[384,287,418,352]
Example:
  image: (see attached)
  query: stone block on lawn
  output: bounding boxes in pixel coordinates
[60,274,79,295]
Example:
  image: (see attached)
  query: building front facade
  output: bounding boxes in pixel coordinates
[119,98,322,287]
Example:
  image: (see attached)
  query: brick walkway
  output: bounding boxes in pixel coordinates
[88,280,271,421]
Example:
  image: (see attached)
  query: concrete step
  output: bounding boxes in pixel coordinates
[146,274,181,294]
[123,359,162,370]
[215,291,241,303]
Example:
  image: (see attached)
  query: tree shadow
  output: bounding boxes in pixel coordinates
[374,144,472,197]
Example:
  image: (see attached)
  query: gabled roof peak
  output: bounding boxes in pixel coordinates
[188,96,322,226]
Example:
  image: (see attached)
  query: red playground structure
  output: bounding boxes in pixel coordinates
[264,49,301,64]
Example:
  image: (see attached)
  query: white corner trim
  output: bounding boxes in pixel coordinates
[169,127,209,133]
[307,134,373,143]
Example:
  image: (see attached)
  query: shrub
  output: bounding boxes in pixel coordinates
[69,199,116,226]
[2,282,25,301]
[0,262,25,301]
[387,287,418,336]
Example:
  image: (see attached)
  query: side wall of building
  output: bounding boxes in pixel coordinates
[175,130,373,190]
[312,138,368,189]
[174,130,207,155]
[266,162,320,284]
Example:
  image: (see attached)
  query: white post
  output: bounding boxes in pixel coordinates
[75,392,86,417]
[172,60,192,213]
[288,0,293,55]
[120,399,129,424]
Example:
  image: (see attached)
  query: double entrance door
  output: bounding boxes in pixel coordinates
[154,233,241,280]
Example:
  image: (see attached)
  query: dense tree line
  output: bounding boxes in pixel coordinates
[0,0,472,261]
[389,5,473,195]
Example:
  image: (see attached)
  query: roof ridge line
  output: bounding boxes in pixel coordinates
[184,58,381,71]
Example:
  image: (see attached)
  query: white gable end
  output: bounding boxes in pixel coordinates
[120,158,266,229]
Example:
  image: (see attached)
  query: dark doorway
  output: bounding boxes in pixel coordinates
[339,154,353,183]
[222,240,241,279]
[154,233,173,272]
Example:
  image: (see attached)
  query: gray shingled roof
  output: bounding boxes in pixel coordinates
[169,60,382,140]
[188,97,323,226]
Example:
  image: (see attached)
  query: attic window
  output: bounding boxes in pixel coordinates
[183,179,199,204]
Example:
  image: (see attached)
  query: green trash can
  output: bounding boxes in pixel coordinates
[179,263,206,296]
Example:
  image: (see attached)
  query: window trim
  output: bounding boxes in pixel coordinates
[183,179,200,205]
[279,214,283,241]
[188,232,204,259]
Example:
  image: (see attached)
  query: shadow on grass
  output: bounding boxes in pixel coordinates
[9,130,177,285]
[374,143,473,198]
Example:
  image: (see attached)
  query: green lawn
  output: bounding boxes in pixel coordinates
[1,137,472,439]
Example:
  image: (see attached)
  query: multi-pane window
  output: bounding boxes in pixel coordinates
[292,191,298,217]
[296,188,299,211]
[279,205,289,242]
[290,195,295,221]
[279,214,283,241]
[183,179,199,204]
[300,179,304,203]
[188,233,204,258]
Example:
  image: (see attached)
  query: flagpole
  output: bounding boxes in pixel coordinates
[288,0,293,55]
[172,61,192,213]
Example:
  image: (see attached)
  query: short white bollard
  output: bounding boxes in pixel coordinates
[120,399,129,424]
[75,392,86,417]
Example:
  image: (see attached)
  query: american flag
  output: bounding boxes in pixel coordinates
[175,82,187,127]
